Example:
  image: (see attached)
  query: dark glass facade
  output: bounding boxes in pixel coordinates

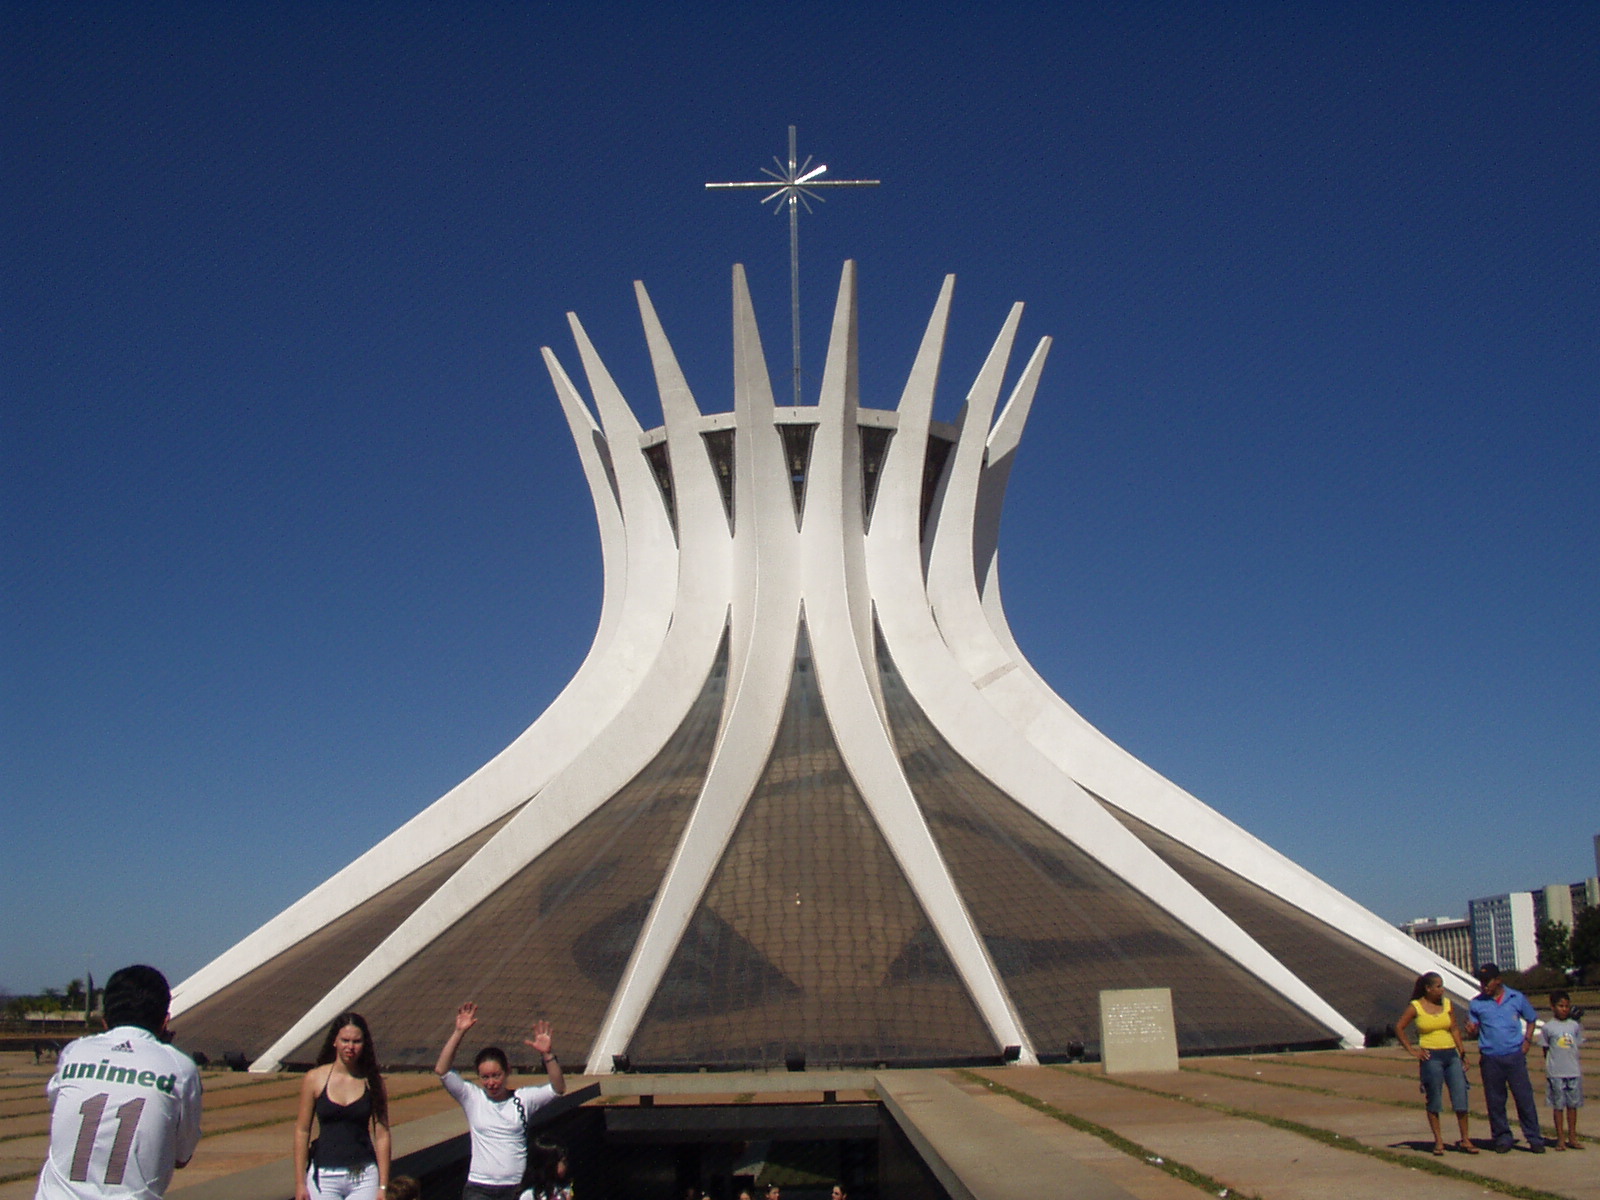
[175,812,514,1062]
[877,642,1338,1056]
[277,637,731,1067]
[1096,804,1418,1037]
[628,625,995,1068]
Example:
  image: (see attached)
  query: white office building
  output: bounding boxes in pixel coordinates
[1468,892,1538,972]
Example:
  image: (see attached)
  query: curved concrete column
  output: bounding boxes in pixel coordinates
[872,287,1363,1048]
[801,263,1033,1061]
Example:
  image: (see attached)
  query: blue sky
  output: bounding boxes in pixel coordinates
[4,2,1596,995]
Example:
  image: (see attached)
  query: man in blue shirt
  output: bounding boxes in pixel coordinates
[1465,962,1545,1153]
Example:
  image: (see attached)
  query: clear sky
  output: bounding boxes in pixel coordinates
[4,2,1596,996]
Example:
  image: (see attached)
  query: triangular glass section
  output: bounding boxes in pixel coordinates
[175,811,516,1064]
[628,622,994,1069]
[777,422,817,527]
[919,433,955,541]
[859,424,893,531]
[700,428,736,530]
[298,634,732,1068]
[876,630,1339,1059]
[1095,802,1418,1041]
[642,440,677,536]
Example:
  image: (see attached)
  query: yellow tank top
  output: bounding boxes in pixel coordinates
[1411,997,1455,1050]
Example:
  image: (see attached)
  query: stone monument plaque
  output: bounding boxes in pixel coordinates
[1099,987,1179,1074]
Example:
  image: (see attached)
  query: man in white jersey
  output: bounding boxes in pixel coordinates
[36,965,202,1200]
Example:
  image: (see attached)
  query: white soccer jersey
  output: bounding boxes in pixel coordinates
[36,1026,202,1200]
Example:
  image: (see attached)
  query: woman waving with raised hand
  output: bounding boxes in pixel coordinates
[434,1002,566,1200]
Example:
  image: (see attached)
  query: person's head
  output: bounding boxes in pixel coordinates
[384,1177,421,1200]
[475,1046,511,1099]
[831,1187,848,1200]
[1473,963,1503,997]
[316,1012,379,1076]
[737,1190,753,1200]
[102,965,171,1036]
[1550,990,1571,1019]
[1410,972,1443,1002]
[765,1187,780,1200]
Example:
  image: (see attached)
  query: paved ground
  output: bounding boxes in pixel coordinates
[2,1035,1595,1200]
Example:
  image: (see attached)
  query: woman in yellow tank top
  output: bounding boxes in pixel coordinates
[1395,972,1479,1155]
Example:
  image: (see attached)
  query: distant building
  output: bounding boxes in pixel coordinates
[1580,877,1600,912]
[1529,877,1599,932]
[1536,884,1575,931]
[1468,893,1537,971]
[1401,917,1473,972]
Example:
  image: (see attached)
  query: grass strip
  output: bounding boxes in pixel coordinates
[1075,1069,1578,1200]
[1,1168,40,1185]
[954,1069,1263,1200]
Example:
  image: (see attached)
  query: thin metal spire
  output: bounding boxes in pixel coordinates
[707,126,879,406]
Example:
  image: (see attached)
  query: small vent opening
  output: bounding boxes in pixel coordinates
[777,422,817,527]
[642,441,677,536]
[859,425,894,530]
[700,429,736,529]
[919,434,956,540]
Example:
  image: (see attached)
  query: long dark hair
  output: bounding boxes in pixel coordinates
[1410,972,1442,1002]
[314,1011,389,1126]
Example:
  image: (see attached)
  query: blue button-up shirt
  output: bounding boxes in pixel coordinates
[1468,984,1537,1056]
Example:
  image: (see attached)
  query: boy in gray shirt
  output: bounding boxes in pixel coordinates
[1537,990,1584,1150]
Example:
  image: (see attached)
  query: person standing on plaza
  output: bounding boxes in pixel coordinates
[1538,989,1585,1150]
[434,1001,566,1200]
[294,1012,392,1200]
[1465,963,1545,1153]
[1395,972,1478,1155]
[35,964,203,1199]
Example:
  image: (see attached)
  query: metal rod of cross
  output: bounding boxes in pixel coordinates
[707,126,879,406]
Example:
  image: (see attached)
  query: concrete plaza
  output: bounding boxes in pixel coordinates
[4,1033,1596,1200]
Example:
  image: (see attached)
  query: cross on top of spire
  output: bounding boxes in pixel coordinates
[708,126,880,405]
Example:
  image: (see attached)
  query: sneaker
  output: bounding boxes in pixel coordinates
[1495,1143,1513,1154]
[1529,1143,1546,1154]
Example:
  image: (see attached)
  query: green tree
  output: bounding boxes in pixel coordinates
[1571,907,1600,970]
[1536,919,1572,972]
[64,979,84,1009]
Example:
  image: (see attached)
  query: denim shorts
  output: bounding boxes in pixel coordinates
[1420,1047,1469,1113]
[1547,1075,1584,1109]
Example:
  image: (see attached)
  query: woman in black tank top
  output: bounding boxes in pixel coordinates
[294,1012,392,1200]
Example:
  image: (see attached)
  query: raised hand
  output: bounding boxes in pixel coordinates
[523,1019,554,1056]
[455,1002,479,1033]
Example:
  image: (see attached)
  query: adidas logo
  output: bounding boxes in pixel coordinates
[111,1041,133,1053]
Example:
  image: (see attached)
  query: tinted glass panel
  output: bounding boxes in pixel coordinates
[1097,803,1418,1037]
[877,640,1336,1056]
[175,813,513,1062]
[286,637,731,1067]
[628,624,994,1068]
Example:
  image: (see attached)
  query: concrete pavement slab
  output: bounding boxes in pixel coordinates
[972,1067,1572,1200]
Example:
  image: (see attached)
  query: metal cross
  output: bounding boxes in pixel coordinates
[707,126,880,406]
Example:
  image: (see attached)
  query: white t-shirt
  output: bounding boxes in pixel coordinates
[441,1071,556,1186]
[36,1026,203,1200]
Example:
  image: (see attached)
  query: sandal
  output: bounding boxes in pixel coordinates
[1457,1140,1480,1155]
[1432,1144,1446,1156]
